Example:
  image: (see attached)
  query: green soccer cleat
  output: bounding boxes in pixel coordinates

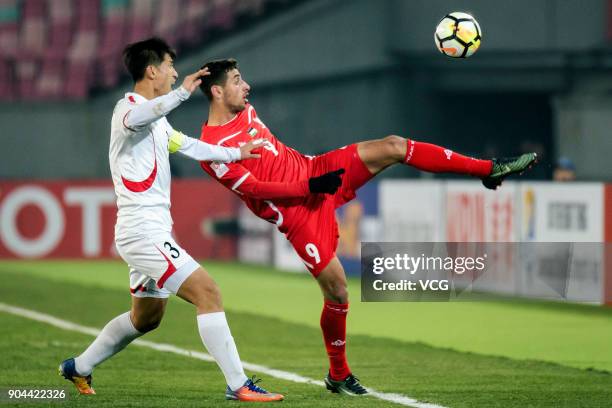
[482,152,538,190]
[324,372,368,396]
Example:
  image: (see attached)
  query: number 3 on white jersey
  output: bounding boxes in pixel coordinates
[305,243,320,264]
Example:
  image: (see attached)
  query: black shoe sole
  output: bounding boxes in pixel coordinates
[324,378,340,393]
[324,377,367,395]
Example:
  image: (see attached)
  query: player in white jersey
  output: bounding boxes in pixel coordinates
[59,38,283,402]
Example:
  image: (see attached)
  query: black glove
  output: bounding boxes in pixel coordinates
[308,169,345,194]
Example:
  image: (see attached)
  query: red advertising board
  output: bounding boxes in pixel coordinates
[0,180,238,259]
[445,182,517,242]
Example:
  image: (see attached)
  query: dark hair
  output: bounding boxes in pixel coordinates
[122,37,176,82]
[199,58,239,100]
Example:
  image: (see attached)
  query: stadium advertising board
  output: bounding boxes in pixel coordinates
[366,180,611,303]
[380,180,444,242]
[519,182,603,242]
[237,204,274,265]
[446,181,518,242]
[0,181,237,259]
[360,242,609,303]
[272,230,304,272]
[336,181,380,276]
[444,182,518,295]
[519,183,604,302]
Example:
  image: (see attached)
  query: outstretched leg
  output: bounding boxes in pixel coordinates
[357,135,492,176]
[177,266,284,402]
[316,257,367,395]
[78,296,165,374]
[356,135,537,189]
[60,296,166,394]
[177,267,246,390]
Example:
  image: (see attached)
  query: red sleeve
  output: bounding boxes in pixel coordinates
[238,175,309,199]
[200,161,309,199]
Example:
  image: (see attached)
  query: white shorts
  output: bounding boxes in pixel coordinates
[115,232,200,298]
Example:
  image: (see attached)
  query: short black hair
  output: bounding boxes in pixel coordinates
[199,58,239,100]
[122,37,176,82]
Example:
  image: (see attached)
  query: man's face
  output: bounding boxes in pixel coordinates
[220,69,250,113]
[152,53,178,95]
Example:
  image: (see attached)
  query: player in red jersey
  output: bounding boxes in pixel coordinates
[198,59,537,395]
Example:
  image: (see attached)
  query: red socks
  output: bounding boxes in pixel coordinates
[404,139,492,177]
[320,300,350,381]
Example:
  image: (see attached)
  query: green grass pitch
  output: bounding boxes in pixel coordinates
[1,260,612,407]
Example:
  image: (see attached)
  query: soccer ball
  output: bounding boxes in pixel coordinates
[434,12,482,58]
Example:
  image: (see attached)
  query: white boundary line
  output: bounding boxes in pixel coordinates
[0,302,447,408]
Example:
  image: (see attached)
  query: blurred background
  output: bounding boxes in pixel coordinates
[1,1,612,405]
[2,0,612,180]
[0,0,610,297]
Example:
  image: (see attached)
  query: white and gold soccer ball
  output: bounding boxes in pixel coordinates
[434,12,482,58]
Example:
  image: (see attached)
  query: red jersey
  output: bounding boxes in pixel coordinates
[201,104,375,275]
[200,104,314,231]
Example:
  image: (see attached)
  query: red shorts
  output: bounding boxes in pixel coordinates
[284,144,373,277]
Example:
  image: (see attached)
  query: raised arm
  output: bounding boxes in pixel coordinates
[124,68,209,130]
[170,132,263,163]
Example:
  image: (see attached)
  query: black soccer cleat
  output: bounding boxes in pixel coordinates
[324,372,368,396]
[481,152,538,190]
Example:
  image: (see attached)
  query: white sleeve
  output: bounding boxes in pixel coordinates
[124,86,191,130]
[168,130,241,162]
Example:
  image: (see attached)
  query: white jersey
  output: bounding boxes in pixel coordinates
[109,86,241,239]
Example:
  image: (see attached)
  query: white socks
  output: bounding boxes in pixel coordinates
[74,311,142,375]
[73,310,247,391]
[197,312,248,391]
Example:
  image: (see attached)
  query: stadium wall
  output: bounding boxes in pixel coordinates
[0,180,238,260]
[3,0,612,180]
[0,98,117,179]
[390,0,607,52]
[553,94,612,181]
[266,180,612,304]
[2,178,610,303]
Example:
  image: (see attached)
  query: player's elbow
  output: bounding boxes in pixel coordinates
[238,184,279,200]
[235,187,264,200]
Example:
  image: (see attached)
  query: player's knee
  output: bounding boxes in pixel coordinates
[138,318,162,333]
[132,311,163,333]
[383,135,407,160]
[196,281,223,309]
[324,282,349,304]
